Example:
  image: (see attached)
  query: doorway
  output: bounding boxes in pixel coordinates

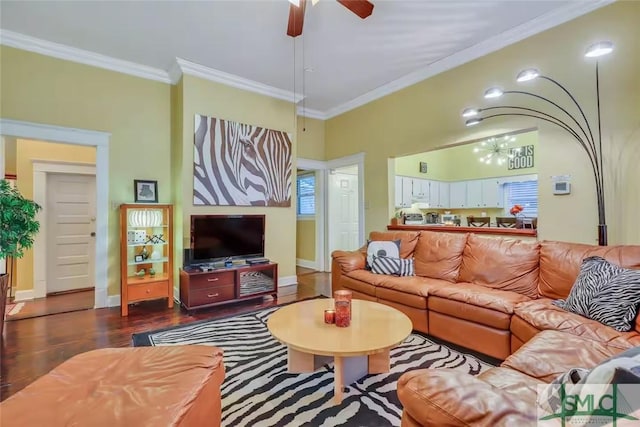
[0,119,110,316]
[326,153,365,270]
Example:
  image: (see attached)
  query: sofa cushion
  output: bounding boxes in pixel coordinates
[458,234,540,299]
[368,231,420,258]
[341,272,379,296]
[478,367,545,397]
[501,330,626,383]
[428,282,531,314]
[513,299,640,348]
[377,275,450,298]
[413,231,468,282]
[428,296,512,330]
[538,240,640,300]
[397,368,539,426]
[376,287,427,310]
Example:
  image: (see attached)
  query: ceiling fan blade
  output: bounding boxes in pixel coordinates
[337,0,374,19]
[287,0,307,37]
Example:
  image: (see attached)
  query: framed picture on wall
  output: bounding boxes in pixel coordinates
[134,180,158,203]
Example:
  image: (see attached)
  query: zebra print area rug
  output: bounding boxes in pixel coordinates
[133,303,494,427]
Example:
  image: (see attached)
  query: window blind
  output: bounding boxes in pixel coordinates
[297,174,315,216]
[505,180,538,217]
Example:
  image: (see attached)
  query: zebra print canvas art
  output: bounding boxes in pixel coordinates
[193,114,292,206]
[133,302,494,426]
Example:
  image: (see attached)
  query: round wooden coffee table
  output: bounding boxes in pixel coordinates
[267,298,412,404]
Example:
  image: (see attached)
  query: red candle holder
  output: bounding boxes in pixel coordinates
[335,301,350,327]
[324,309,335,324]
[334,290,352,319]
[334,290,352,327]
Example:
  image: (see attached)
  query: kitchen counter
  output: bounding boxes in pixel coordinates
[388,224,537,237]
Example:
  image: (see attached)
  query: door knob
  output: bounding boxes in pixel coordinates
[90,232,96,237]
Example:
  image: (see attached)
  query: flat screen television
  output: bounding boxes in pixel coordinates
[189,214,265,265]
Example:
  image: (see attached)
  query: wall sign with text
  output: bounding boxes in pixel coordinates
[509,145,534,170]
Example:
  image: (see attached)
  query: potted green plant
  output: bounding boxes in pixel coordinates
[0,179,41,334]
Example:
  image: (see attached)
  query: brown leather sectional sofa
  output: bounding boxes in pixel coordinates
[332,230,640,426]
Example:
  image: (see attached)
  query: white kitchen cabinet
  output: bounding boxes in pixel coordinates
[427,180,439,207]
[449,181,467,208]
[466,180,483,208]
[394,176,403,208]
[481,178,502,208]
[438,181,450,208]
[412,178,429,200]
[402,177,414,207]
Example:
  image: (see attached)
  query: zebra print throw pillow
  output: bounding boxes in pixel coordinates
[371,255,415,276]
[554,256,640,332]
[366,240,401,270]
[587,268,640,331]
[552,256,623,317]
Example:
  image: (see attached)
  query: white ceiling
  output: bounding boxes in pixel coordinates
[0,0,610,118]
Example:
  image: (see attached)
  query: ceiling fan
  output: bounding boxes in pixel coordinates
[287,0,374,38]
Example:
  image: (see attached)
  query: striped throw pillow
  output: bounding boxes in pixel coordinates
[371,255,414,276]
[553,256,623,316]
[366,240,401,270]
[554,256,640,332]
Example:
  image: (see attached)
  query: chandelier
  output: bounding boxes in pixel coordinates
[473,136,520,165]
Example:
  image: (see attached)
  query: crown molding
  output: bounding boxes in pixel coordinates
[0,29,172,84]
[1,0,613,119]
[323,0,615,119]
[174,58,303,103]
[296,106,327,120]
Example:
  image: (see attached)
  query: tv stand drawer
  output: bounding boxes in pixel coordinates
[190,271,235,289]
[190,284,235,306]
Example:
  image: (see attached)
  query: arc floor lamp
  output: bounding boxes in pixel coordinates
[462,41,614,246]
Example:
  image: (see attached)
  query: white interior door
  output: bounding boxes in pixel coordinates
[46,173,96,294]
[328,166,360,254]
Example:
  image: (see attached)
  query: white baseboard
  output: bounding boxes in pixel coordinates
[173,286,180,303]
[107,294,121,307]
[296,258,318,270]
[279,275,298,287]
[14,289,35,301]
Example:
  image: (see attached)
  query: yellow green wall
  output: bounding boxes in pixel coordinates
[395,130,538,181]
[4,138,17,175]
[296,219,316,261]
[13,139,96,291]
[0,46,172,296]
[177,75,297,279]
[327,2,640,245]
[297,116,326,160]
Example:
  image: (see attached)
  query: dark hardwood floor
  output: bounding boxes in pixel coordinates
[6,289,95,321]
[0,271,330,402]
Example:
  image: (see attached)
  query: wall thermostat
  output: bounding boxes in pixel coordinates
[553,180,571,195]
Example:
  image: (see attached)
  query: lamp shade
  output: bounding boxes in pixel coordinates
[465,118,482,126]
[516,68,540,82]
[585,41,614,58]
[484,87,503,99]
[462,108,479,117]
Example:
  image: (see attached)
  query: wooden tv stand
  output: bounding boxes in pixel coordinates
[179,263,278,311]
